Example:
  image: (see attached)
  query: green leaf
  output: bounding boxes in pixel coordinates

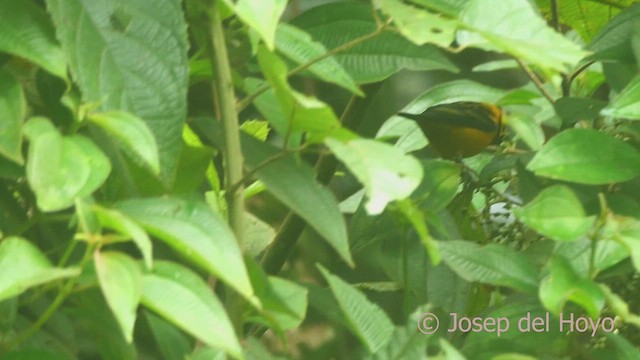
[515,185,594,242]
[192,118,353,267]
[410,0,470,16]
[47,0,188,184]
[527,129,640,184]
[396,199,441,264]
[248,270,308,332]
[588,3,640,53]
[611,216,640,272]
[275,24,362,96]
[0,237,79,301]
[318,265,394,353]
[376,0,457,47]
[94,251,142,343]
[88,111,160,175]
[472,59,519,72]
[457,0,588,72]
[234,0,286,50]
[24,117,111,212]
[401,80,508,114]
[555,97,608,124]
[413,160,461,211]
[115,198,256,304]
[92,206,153,269]
[606,333,640,360]
[602,74,640,119]
[439,240,539,293]
[145,311,193,360]
[291,1,458,83]
[539,256,604,318]
[364,305,430,360]
[239,120,270,142]
[0,0,66,78]
[0,70,25,164]
[326,138,423,215]
[141,261,242,360]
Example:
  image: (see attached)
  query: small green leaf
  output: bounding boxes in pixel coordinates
[94,251,142,343]
[0,70,25,164]
[24,117,111,212]
[539,256,604,318]
[89,111,160,175]
[93,206,153,269]
[234,0,286,50]
[527,129,640,184]
[401,80,508,114]
[413,160,461,212]
[457,0,588,72]
[0,237,79,301]
[239,120,270,141]
[115,198,256,305]
[141,261,242,360]
[275,24,362,96]
[326,138,423,215]
[515,185,594,242]
[318,265,394,353]
[602,74,640,119]
[0,0,67,78]
[439,240,539,293]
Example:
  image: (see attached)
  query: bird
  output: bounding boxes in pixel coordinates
[398,101,504,159]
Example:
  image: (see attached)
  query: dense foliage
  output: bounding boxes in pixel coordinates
[1,0,640,359]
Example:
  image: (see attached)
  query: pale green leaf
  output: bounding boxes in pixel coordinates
[235,0,286,50]
[0,69,25,164]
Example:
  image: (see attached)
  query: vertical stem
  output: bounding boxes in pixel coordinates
[209,1,245,248]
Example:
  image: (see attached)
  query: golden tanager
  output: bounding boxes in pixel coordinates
[399,101,503,159]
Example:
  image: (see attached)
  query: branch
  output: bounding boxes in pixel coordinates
[515,58,556,105]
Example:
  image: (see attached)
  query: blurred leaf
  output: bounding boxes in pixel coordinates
[396,199,440,264]
[605,333,640,359]
[588,3,640,53]
[611,216,640,271]
[438,338,467,359]
[115,197,256,304]
[188,347,225,360]
[192,118,353,267]
[472,59,519,72]
[539,256,604,318]
[292,1,458,83]
[515,185,594,242]
[365,305,430,360]
[600,285,640,328]
[401,80,508,114]
[0,349,72,360]
[0,70,25,164]
[24,117,111,212]
[376,116,428,153]
[505,112,545,151]
[275,23,362,95]
[458,0,587,72]
[0,0,66,78]
[439,240,539,293]
[239,120,270,141]
[0,237,79,301]
[141,261,242,360]
[326,138,423,215]
[555,97,607,124]
[94,251,142,343]
[47,0,188,184]
[145,311,193,360]
[318,265,394,353]
[413,160,461,211]
[233,0,286,50]
[527,129,640,184]
[555,237,628,276]
[602,74,640,119]
[410,0,470,16]
[89,111,160,175]
[376,0,457,47]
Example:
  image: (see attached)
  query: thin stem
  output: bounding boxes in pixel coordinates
[236,23,388,112]
[209,0,245,248]
[589,193,609,278]
[550,0,560,31]
[515,58,556,105]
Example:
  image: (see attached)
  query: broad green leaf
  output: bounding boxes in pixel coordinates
[291,1,458,83]
[588,3,640,53]
[439,240,539,293]
[93,206,153,269]
[24,117,111,212]
[47,0,188,184]
[457,0,588,72]
[555,97,607,124]
[275,24,362,96]
[326,138,423,215]
[0,237,79,301]
[401,80,508,114]
[527,129,640,184]
[141,261,242,360]
[515,185,594,242]
[364,305,430,360]
[472,59,519,72]
[192,118,353,267]
[0,0,66,78]
[413,160,461,212]
[539,256,604,318]
[318,265,394,353]
[115,198,256,304]
[0,349,72,360]
[376,116,428,153]
[145,311,193,360]
[0,70,25,164]
[94,251,142,343]
[234,0,286,50]
[244,78,289,141]
[244,212,275,258]
[606,333,640,359]
[256,46,347,142]
[555,237,629,276]
[439,338,466,359]
[611,216,640,272]
[89,111,160,175]
[505,112,545,151]
[602,74,640,119]
[537,0,632,43]
[376,0,457,47]
[188,347,225,360]
[410,0,470,16]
